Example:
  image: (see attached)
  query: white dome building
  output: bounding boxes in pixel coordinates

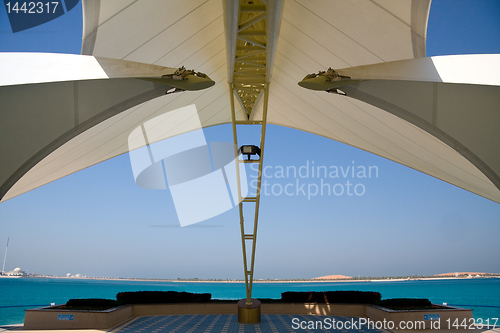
[5,267,24,277]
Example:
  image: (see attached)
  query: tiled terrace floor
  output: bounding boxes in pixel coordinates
[108,314,392,333]
[1,314,499,333]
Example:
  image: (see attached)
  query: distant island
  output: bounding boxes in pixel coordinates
[311,272,500,281]
[313,274,353,280]
[433,272,493,277]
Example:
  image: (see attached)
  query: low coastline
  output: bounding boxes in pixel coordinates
[25,275,500,283]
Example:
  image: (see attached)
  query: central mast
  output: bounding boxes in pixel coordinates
[223,0,284,323]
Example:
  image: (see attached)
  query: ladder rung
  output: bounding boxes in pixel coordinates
[242,197,257,202]
[246,271,252,275]
[239,160,260,163]
[238,30,266,36]
[244,234,254,239]
[237,46,265,51]
[234,120,262,125]
[240,5,266,12]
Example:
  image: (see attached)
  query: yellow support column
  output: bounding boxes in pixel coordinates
[230,83,270,323]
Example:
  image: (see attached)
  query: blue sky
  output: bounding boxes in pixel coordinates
[0,0,499,279]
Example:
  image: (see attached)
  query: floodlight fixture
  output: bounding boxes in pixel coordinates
[239,145,261,160]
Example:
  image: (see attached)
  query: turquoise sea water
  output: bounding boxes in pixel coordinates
[0,278,499,325]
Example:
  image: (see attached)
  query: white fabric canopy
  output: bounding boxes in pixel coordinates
[2,0,500,204]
